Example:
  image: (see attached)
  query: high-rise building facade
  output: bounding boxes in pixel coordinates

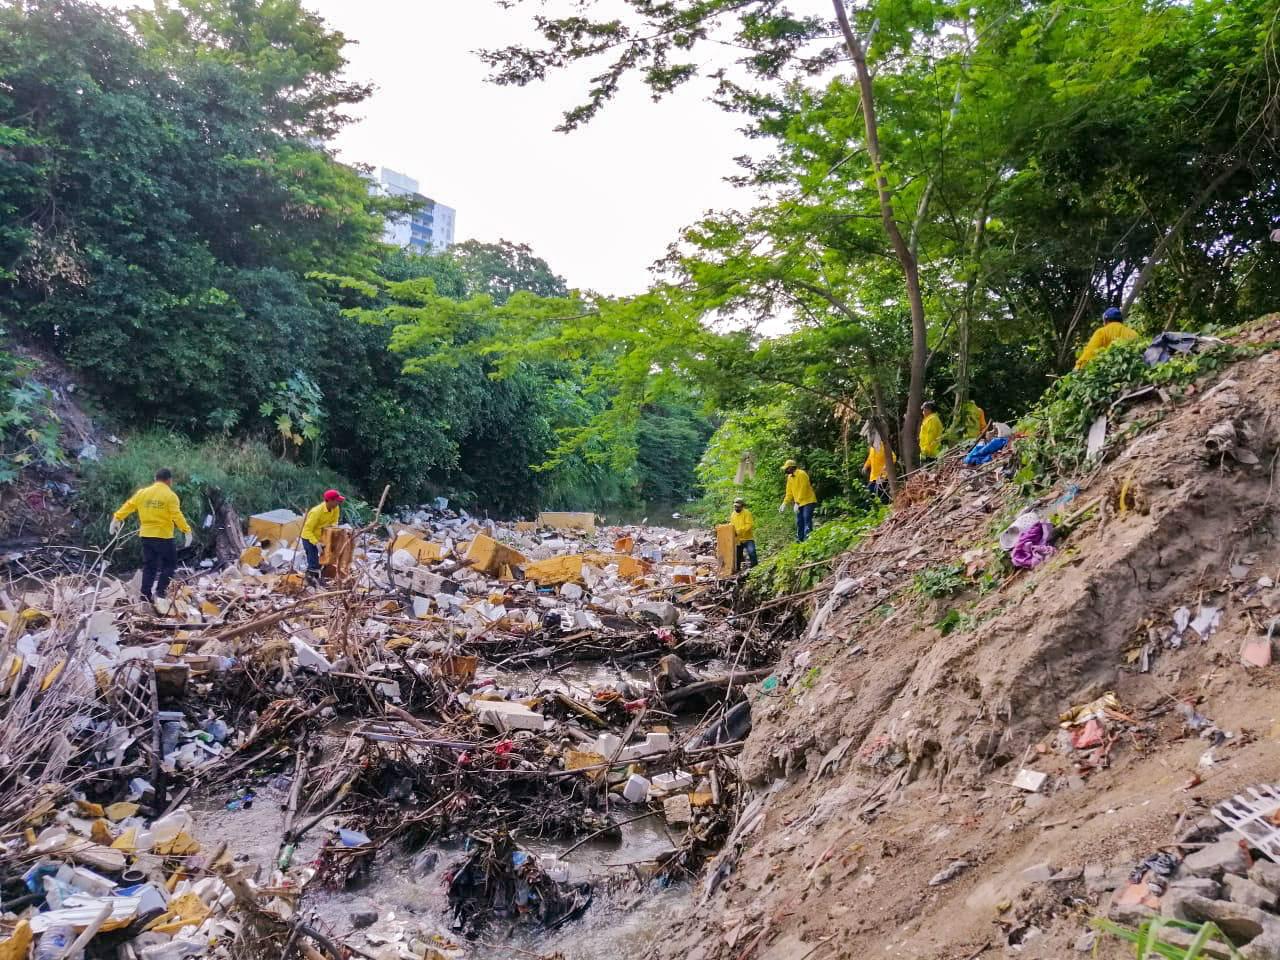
[371,167,456,254]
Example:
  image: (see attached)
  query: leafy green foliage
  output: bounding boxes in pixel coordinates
[0,349,64,484]
[914,564,968,600]
[1091,916,1243,959]
[259,370,325,461]
[449,240,569,304]
[747,509,886,600]
[1014,338,1270,485]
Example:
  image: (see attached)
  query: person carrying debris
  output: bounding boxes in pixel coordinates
[1075,307,1138,369]
[301,489,345,582]
[860,425,894,502]
[109,467,192,604]
[730,498,757,569]
[919,402,944,460]
[780,459,817,542]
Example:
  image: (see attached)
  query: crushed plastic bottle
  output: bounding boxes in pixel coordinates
[35,926,82,960]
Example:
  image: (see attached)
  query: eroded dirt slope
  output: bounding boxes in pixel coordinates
[658,316,1280,960]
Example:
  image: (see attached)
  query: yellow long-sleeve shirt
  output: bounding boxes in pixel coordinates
[301,502,340,545]
[730,508,755,542]
[1075,322,1138,369]
[919,413,944,458]
[113,481,191,539]
[782,469,817,507]
[960,402,987,440]
[862,444,894,483]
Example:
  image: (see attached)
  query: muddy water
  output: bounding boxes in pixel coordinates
[193,785,685,960]
[191,659,705,959]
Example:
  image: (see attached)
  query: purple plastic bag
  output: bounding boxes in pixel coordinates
[1011,521,1056,569]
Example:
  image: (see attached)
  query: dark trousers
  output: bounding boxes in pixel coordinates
[141,537,177,600]
[736,540,758,569]
[303,539,321,574]
[796,503,816,542]
[867,479,890,503]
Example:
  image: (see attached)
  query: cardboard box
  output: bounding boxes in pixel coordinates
[716,523,738,577]
[247,509,302,546]
[565,749,606,781]
[433,654,477,681]
[515,521,537,532]
[523,555,585,586]
[321,526,355,576]
[391,532,443,564]
[537,511,596,534]
[465,534,527,575]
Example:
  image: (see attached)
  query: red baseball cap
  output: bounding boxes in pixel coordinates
[323,489,345,502]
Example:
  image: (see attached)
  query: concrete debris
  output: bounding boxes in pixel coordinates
[1181,839,1253,879]
[1226,874,1279,911]
[928,860,971,886]
[1012,768,1048,792]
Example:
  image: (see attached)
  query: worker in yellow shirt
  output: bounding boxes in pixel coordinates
[780,459,818,542]
[860,430,894,502]
[730,498,757,570]
[919,402,944,460]
[301,489,345,582]
[1075,307,1138,369]
[958,400,987,440]
[109,467,192,603]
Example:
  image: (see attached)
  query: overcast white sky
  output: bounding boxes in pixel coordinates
[105,0,762,295]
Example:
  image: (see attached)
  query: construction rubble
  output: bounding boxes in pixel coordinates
[0,508,793,960]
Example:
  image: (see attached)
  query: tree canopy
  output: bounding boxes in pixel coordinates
[4,0,1278,530]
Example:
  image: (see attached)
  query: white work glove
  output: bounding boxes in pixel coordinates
[183,531,194,548]
[794,503,800,513]
[777,503,786,514]
[108,518,122,536]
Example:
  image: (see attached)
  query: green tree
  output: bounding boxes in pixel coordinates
[449,239,570,304]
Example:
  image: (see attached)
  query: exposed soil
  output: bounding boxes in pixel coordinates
[654,316,1280,960]
[0,341,114,542]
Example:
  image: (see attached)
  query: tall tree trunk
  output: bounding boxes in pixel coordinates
[832,0,927,472]
[952,190,993,418]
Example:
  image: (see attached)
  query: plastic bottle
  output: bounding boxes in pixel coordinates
[34,926,83,960]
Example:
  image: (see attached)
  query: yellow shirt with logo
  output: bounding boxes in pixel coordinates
[113,482,192,539]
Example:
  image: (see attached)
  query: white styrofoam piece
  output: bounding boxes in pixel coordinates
[1212,783,1280,860]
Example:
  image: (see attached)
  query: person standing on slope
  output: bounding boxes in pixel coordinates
[919,402,944,461]
[730,497,757,570]
[860,427,894,502]
[780,459,818,542]
[1075,307,1138,369]
[110,467,192,604]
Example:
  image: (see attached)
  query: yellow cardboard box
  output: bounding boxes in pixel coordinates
[247,509,302,546]
[537,511,596,534]
[465,534,527,575]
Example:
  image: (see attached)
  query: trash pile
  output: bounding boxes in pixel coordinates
[1073,784,1280,958]
[0,506,785,958]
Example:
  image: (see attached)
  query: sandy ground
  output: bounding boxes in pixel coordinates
[651,318,1280,960]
